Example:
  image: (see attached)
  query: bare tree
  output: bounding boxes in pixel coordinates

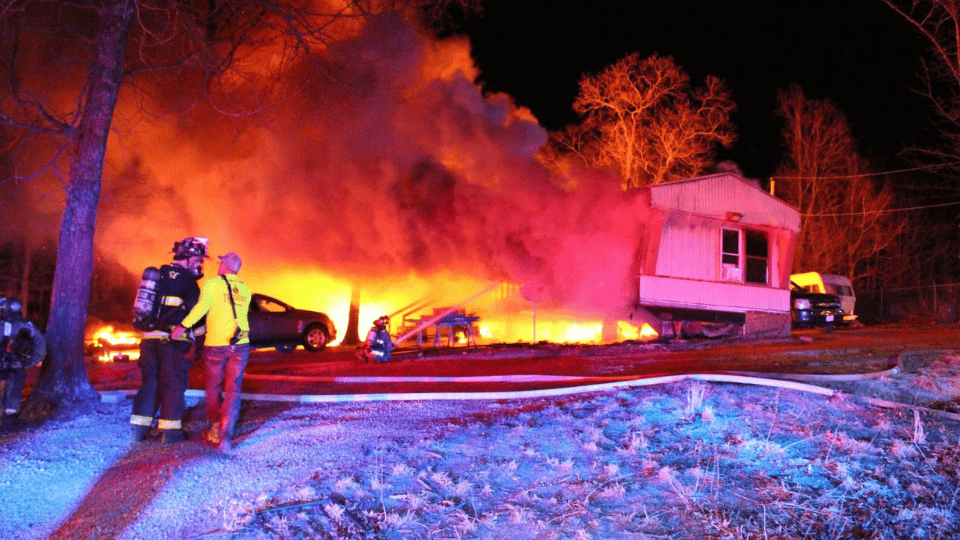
[0,0,472,409]
[882,1,960,162]
[876,1,960,317]
[774,85,904,286]
[548,53,736,188]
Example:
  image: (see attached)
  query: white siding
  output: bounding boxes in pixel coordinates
[655,218,718,280]
[650,174,801,232]
[638,275,789,314]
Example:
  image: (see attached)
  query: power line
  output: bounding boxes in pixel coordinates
[772,161,960,180]
[802,200,960,217]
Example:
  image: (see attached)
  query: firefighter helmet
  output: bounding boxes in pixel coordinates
[374,316,389,327]
[172,237,210,260]
[3,298,22,318]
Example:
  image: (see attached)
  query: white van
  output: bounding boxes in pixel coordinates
[790,272,857,323]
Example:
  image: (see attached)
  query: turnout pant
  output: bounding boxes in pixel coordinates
[1,368,26,413]
[130,338,192,431]
[203,344,250,444]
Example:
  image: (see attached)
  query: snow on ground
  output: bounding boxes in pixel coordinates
[1,355,959,539]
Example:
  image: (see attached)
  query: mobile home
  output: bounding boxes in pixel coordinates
[629,173,800,338]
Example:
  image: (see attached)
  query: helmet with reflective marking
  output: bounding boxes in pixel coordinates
[172,237,210,260]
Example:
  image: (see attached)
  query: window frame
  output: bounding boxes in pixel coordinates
[720,227,770,285]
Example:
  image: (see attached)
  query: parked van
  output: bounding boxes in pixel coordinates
[790,272,857,323]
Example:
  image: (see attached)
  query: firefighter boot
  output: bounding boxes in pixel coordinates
[131,425,150,443]
[161,428,188,443]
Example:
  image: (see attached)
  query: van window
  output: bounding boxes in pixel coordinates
[744,230,768,284]
[832,284,853,296]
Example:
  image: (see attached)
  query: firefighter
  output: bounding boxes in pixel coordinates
[0,297,46,417]
[129,237,208,443]
[357,316,393,363]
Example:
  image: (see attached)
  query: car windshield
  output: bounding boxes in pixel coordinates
[256,296,290,313]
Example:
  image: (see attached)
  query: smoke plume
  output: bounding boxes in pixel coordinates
[90,15,648,324]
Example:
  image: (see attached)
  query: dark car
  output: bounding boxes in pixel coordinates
[248,293,337,353]
[790,281,843,331]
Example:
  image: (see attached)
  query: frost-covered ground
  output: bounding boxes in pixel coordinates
[1,354,959,540]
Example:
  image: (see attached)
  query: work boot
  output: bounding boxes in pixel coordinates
[161,429,187,443]
[131,425,150,443]
[204,423,221,445]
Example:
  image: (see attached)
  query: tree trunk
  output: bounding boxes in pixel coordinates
[342,283,362,345]
[19,237,31,318]
[32,0,136,408]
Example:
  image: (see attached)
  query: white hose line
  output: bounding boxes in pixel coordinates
[242,374,623,383]
[104,373,835,403]
[102,369,960,422]
[725,364,901,383]
[100,353,960,422]
[858,396,960,423]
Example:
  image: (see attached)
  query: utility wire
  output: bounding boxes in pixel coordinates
[772,160,960,180]
[802,199,960,217]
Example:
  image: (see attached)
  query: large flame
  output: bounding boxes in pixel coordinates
[75,16,654,346]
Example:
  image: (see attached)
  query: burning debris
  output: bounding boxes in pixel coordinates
[87,326,140,363]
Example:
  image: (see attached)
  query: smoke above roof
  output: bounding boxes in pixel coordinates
[89,15,649,316]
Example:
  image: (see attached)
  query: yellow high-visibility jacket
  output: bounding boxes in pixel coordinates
[180,274,251,347]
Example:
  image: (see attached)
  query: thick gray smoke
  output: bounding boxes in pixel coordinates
[94,15,648,317]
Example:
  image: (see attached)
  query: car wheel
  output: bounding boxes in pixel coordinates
[303,324,329,352]
[275,343,296,353]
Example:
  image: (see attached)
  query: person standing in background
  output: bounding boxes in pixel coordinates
[0,297,46,419]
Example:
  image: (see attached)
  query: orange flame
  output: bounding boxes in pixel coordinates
[639,322,659,340]
[95,326,138,346]
[92,325,140,363]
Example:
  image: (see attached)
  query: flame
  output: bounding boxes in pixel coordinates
[560,323,601,343]
[91,325,140,363]
[95,326,138,347]
[85,18,651,350]
[639,322,659,340]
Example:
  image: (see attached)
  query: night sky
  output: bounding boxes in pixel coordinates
[456,0,936,179]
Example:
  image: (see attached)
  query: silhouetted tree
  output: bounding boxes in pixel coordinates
[883,0,960,287]
[547,53,736,188]
[883,0,960,164]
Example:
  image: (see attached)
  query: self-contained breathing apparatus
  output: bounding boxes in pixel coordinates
[132,237,209,332]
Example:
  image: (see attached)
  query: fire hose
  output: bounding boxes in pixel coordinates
[102,357,960,422]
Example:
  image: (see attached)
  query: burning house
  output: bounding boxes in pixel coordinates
[57,19,800,348]
[627,172,800,338]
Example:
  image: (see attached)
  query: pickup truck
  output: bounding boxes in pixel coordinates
[790,281,843,332]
